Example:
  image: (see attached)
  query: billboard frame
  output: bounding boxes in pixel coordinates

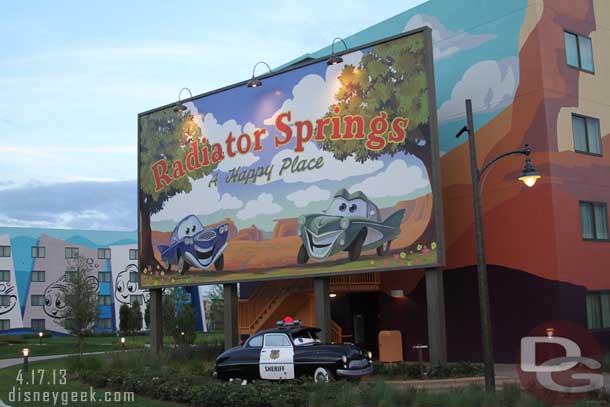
[137,26,445,288]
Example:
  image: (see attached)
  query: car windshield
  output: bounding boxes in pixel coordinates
[175,215,204,240]
[326,197,368,218]
[291,329,321,346]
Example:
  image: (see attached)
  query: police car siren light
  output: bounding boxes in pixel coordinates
[277,316,301,327]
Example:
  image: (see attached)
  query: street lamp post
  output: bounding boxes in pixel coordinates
[456,99,541,393]
[22,348,29,373]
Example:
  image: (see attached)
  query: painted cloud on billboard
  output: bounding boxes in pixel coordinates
[138,28,444,287]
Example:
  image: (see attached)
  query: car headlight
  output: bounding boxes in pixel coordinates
[341,355,348,364]
[367,351,372,360]
[340,218,350,230]
[184,237,194,245]
[298,215,305,225]
[219,225,226,234]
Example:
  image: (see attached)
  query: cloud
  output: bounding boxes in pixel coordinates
[258,142,384,185]
[286,186,331,208]
[236,193,283,220]
[404,14,496,60]
[264,51,363,126]
[437,57,519,124]
[0,180,136,230]
[185,104,262,172]
[153,175,243,221]
[349,160,428,198]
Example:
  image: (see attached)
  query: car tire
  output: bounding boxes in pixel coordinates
[348,229,366,261]
[313,367,332,383]
[297,244,309,264]
[177,255,189,275]
[376,240,391,256]
[214,254,224,271]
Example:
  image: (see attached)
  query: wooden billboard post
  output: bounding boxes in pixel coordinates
[314,277,331,343]
[224,283,239,350]
[149,288,164,355]
[425,268,447,365]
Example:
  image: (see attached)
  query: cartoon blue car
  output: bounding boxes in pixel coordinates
[158,215,229,274]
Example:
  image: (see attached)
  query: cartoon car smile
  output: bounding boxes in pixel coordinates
[297,189,405,264]
[158,214,229,274]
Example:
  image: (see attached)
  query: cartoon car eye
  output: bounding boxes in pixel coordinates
[192,225,196,233]
[349,203,357,213]
[45,296,51,306]
[55,297,62,308]
[127,283,135,293]
[339,203,347,212]
[117,284,123,292]
[185,227,190,235]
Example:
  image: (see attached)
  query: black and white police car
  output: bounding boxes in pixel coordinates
[214,317,374,383]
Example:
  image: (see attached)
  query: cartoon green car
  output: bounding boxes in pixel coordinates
[296,189,405,264]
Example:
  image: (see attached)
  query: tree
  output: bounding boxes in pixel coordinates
[130,300,143,333]
[162,292,177,341]
[318,33,431,174]
[119,303,131,335]
[59,257,99,354]
[139,109,218,271]
[207,285,224,332]
[144,300,151,328]
[176,304,197,345]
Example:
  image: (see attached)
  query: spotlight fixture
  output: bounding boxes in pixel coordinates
[327,37,348,66]
[519,156,541,187]
[246,61,272,88]
[329,292,337,298]
[174,87,193,113]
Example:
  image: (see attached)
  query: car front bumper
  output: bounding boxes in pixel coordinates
[336,364,374,377]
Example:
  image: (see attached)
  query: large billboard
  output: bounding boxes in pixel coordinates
[138,28,444,288]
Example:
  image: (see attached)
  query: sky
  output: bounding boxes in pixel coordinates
[0,0,427,231]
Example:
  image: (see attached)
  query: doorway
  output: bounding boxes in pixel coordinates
[331,292,380,353]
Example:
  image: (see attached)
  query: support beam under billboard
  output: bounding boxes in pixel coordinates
[425,268,447,365]
[224,283,239,350]
[314,277,331,343]
[149,288,163,355]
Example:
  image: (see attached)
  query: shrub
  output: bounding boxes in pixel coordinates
[0,335,26,344]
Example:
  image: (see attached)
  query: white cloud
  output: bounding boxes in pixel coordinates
[349,160,428,198]
[437,57,518,124]
[404,14,496,60]
[286,185,331,208]
[264,51,363,126]
[153,175,242,221]
[236,193,282,220]
[257,141,384,185]
[185,103,263,171]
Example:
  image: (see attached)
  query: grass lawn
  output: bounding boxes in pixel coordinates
[0,358,179,407]
[0,332,222,360]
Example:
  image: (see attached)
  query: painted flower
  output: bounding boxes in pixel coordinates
[383,259,389,267]
[417,244,423,251]
[431,242,437,250]
[400,252,407,259]
[393,253,400,260]
[422,247,430,255]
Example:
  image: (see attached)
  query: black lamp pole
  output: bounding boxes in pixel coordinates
[456,99,540,393]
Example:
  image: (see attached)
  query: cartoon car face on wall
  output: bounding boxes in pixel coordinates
[297,189,405,264]
[43,278,67,319]
[0,282,18,316]
[115,264,149,305]
[158,214,229,274]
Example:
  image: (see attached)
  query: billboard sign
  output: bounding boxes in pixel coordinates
[138,28,444,288]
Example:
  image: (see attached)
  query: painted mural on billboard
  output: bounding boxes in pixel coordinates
[138,29,443,288]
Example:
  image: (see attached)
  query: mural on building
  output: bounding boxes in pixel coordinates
[0,227,208,334]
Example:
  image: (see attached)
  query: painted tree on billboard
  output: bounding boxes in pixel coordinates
[139,110,217,270]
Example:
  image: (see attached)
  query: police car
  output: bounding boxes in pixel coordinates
[214,317,374,383]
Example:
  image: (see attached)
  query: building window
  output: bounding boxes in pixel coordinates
[586,291,610,330]
[129,271,139,283]
[129,249,138,260]
[31,319,45,331]
[130,295,144,305]
[0,296,11,306]
[564,31,594,72]
[0,320,9,330]
[97,295,112,306]
[97,248,111,260]
[572,114,602,155]
[98,271,111,282]
[580,201,609,241]
[0,246,10,257]
[31,270,45,282]
[96,318,112,329]
[65,270,78,283]
[31,295,45,306]
[65,247,79,259]
[0,270,9,282]
[31,246,46,258]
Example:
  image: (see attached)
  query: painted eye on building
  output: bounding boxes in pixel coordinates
[339,203,347,212]
[185,227,190,235]
[349,203,357,213]
[127,283,135,293]
[55,298,62,307]
[192,225,196,233]
[117,284,122,292]
[45,297,51,306]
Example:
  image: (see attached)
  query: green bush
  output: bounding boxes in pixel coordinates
[21,331,53,339]
[0,335,26,344]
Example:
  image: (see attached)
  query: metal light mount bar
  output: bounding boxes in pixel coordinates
[174,87,193,112]
[327,37,348,66]
[246,61,272,88]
